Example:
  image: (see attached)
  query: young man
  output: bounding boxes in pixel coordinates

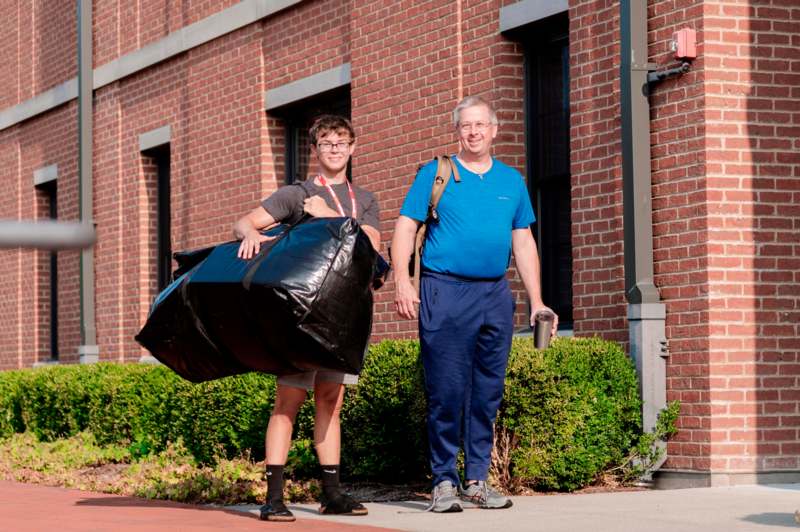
[390,96,557,512]
[233,115,380,522]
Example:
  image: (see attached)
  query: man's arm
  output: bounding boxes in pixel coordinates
[390,215,422,319]
[512,228,559,334]
[358,193,382,252]
[233,206,277,259]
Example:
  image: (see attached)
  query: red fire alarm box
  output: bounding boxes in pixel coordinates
[674,28,697,60]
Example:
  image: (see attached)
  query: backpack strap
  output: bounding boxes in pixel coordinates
[427,155,461,222]
[411,156,460,292]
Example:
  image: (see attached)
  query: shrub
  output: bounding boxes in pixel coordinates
[5,363,276,464]
[340,340,427,481]
[498,337,641,491]
[0,337,656,491]
[0,371,23,438]
[13,364,97,440]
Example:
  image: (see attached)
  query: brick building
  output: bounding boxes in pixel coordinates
[0,1,798,487]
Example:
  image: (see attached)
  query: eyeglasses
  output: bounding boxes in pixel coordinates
[317,141,353,152]
[458,121,492,133]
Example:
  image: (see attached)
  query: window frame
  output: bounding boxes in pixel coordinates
[523,12,574,328]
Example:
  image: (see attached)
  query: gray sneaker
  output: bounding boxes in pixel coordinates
[428,480,463,513]
[460,481,513,509]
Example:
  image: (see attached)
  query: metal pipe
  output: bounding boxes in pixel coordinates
[621,0,660,306]
[78,0,98,363]
[620,0,668,472]
[0,221,95,249]
[647,62,691,85]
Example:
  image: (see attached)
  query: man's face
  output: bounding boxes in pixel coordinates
[312,129,355,175]
[456,105,497,158]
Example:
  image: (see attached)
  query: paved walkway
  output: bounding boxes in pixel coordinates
[0,481,396,532]
[234,484,800,531]
[4,480,800,531]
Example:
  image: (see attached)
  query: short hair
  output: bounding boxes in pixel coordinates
[308,114,355,145]
[452,95,498,128]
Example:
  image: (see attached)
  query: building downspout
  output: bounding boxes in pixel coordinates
[77,0,98,363]
[620,0,668,470]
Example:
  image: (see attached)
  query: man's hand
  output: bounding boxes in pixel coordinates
[237,229,276,260]
[303,195,339,218]
[394,277,421,320]
[530,303,559,337]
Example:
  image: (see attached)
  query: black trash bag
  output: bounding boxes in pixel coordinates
[135,217,380,382]
[372,253,391,290]
[172,245,215,281]
[134,266,252,382]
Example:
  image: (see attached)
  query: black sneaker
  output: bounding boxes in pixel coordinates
[319,492,368,515]
[259,500,296,522]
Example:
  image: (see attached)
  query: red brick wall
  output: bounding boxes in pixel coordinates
[0,101,79,368]
[569,0,800,476]
[569,0,715,472]
[25,107,82,365]
[263,0,351,90]
[90,0,350,362]
[351,0,462,338]
[0,0,354,366]
[0,128,22,369]
[0,0,528,362]
[93,24,271,361]
[569,0,627,342]
[33,0,77,95]
[647,0,710,473]
[701,0,800,474]
[261,0,351,193]
[0,2,76,107]
[94,0,241,65]
[0,3,20,109]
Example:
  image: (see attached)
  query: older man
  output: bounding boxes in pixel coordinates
[391,96,557,512]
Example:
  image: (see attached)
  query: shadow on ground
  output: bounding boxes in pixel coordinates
[740,512,798,528]
[76,496,261,521]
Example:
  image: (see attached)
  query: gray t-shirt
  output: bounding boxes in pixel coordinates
[261,179,380,230]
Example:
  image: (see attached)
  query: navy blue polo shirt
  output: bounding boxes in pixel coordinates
[400,156,535,279]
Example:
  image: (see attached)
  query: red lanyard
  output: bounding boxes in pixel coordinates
[317,175,357,218]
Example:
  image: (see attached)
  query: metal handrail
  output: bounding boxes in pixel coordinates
[0,220,96,249]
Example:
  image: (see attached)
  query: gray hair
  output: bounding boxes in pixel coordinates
[452,95,498,128]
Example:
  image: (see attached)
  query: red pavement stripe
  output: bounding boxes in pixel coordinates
[0,481,399,532]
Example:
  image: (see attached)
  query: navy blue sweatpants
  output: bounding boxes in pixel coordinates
[419,271,515,487]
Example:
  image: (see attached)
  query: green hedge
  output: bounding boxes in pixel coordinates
[0,337,643,490]
[0,363,276,464]
[500,337,641,491]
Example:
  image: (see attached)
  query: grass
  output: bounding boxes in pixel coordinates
[0,432,291,504]
[0,432,428,505]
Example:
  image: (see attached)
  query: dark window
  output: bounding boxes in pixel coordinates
[524,13,573,327]
[36,180,58,360]
[143,146,171,291]
[278,86,351,184]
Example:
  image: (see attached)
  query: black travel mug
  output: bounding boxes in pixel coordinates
[533,310,554,350]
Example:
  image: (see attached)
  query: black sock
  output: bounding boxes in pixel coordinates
[320,464,341,498]
[266,464,285,503]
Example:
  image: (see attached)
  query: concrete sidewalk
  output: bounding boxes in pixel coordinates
[229,484,800,531]
[4,479,800,531]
